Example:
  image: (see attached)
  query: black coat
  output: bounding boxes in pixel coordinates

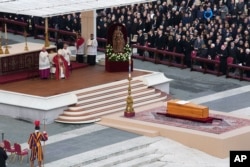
[175,39,183,53]
[137,34,145,46]
[166,38,175,52]
[0,147,8,167]
[207,47,217,59]
[245,53,250,66]
[147,34,155,48]
[155,35,165,50]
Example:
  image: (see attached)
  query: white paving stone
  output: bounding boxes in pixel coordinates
[189,85,250,104]
[42,136,229,167]
[44,136,162,167]
[230,107,250,116]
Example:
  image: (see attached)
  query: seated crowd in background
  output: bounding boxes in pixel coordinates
[96,0,250,75]
[2,0,250,76]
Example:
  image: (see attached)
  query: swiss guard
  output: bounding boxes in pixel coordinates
[28,120,48,167]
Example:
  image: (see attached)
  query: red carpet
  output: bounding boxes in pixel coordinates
[0,62,88,84]
[130,106,250,134]
[157,112,223,123]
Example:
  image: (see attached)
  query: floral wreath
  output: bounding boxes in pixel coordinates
[106,43,132,62]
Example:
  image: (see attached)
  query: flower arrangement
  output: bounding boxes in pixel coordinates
[106,43,132,62]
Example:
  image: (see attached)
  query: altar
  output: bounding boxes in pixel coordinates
[0,42,56,75]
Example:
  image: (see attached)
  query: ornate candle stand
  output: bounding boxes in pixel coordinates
[24,30,29,51]
[45,32,50,47]
[0,36,3,54]
[124,54,135,117]
[4,38,9,54]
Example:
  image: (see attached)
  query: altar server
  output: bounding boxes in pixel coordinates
[39,47,50,79]
[86,33,98,65]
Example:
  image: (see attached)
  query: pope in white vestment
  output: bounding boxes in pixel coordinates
[62,44,71,66]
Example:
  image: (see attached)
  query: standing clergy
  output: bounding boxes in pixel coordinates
[86,33,98,65]
[28,120,48,167]
[75,33,85,63]
[39,47,50,79]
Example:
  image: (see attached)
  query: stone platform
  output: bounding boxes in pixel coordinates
[98,101,250,158]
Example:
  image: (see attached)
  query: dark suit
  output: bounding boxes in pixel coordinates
[218,49,228,74]
[0,147,8,167]
[147,34,156,58]
[137,34,145,56]
[245,53,250,77]
[155,35,166,60]
[175,39,183,63]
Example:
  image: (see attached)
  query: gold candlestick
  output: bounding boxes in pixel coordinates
[4,38,9,54]
[124,54,135,117]
[44,18,50,47]
[45,32,50,47]
[24,30,29,51]
[0,36,3,54]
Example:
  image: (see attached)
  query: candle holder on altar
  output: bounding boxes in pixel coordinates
[24,30,29,51]
[124,54,135,117]
[4,38,9,54]
[0,36,3,54]
[45,32,50,47]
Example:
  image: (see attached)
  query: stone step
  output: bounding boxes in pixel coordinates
[76,89,158,106]
[58,97,166,118]
[83,146,157,167]
[55,97,166,124]
[68,92,164,111]
[77,87,154,104]
[77,85,148,101]
[138,161,166,167]
[115,154,162,167]
[43,136,163,167]
[75,80,143,97]
[56,78,168,124]
[69,136,164,167]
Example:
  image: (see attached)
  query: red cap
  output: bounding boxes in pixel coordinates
[34,120,40,127]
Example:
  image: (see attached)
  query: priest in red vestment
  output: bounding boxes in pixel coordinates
[52,49,70,79]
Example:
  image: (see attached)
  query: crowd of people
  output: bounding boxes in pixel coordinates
[1,0,250,76]
[96,0,250,76]
[0,12,81,38]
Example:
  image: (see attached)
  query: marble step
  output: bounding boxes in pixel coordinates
[67,92,164,111]
[138,161,166,167]
[76,87,154,104]
[58,96,167,119]
[114,154,162,167]
[83,146,157,167]
[71,136,164,167]
[75,80,144,97]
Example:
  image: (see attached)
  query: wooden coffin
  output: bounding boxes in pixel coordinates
[167,99,209,118]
